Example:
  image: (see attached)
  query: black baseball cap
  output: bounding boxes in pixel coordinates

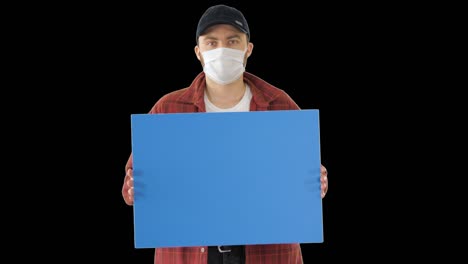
[196,4,250,42]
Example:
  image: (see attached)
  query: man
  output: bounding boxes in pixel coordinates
[122,4,329,264]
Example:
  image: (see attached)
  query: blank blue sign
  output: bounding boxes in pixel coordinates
[131,110,323,248]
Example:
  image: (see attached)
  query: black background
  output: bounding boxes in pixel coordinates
[21,0,425,262]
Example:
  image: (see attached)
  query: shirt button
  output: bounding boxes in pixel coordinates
[200,247,205,253]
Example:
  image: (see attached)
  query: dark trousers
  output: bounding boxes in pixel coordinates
[208,246,245,264]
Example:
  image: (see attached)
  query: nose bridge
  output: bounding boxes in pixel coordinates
[218,40,228,48]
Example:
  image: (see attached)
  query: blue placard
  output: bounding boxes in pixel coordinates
[131,109,323,248]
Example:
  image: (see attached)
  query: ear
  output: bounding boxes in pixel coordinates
[246,42,254,58]
[194,45,202,61]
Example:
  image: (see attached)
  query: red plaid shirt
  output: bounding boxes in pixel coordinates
[125,72,304,264]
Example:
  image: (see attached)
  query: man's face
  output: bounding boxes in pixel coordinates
[195,24,252,66]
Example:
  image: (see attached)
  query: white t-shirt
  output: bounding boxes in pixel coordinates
[204,84,252,112]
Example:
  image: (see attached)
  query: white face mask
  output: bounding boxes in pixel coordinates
[201,47,246,85]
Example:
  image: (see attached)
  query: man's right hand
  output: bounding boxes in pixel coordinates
[122,168,134,205]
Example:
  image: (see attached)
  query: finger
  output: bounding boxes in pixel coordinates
[321,175,328,184]
[126,168,133,177]
[321,181,327,192]
[128,187,134,200]
[321,166,327,176]
[321,188,326,198]
[126,177,133,188]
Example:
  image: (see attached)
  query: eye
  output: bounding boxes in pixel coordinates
[206,41,218,47]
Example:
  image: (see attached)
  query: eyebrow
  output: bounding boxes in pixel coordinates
[202,34,242,41]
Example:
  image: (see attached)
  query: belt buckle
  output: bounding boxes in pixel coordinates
[218,246,232,253]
